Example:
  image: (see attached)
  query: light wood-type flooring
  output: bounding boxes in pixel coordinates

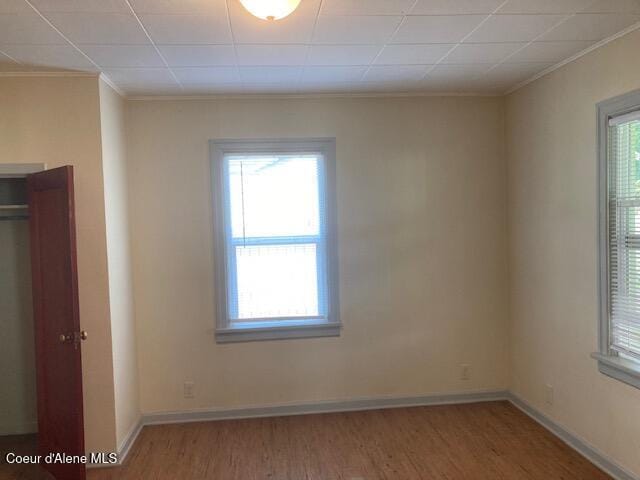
[85,401,611,480]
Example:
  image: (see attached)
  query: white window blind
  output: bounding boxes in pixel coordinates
[223,154,328,324]
[608,112,640,359]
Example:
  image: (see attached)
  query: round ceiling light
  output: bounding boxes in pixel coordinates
[239,0,302,21]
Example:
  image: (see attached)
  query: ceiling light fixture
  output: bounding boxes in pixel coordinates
[239,0,302,21]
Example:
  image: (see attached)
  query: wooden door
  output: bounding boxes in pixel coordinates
[28,166,86,480]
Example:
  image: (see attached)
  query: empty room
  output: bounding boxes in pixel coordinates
[1,0,640,479]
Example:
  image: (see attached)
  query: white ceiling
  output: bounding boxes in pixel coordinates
[0,0,639,96]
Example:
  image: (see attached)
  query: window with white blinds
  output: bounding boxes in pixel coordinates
[607,110,640,360]
[211,139,340,343]
[224,154,326,322]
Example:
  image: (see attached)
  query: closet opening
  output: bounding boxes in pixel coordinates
[1,164,87,480]
[1,173,40,478]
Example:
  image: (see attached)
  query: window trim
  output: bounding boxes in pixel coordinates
[210,138,340,343]
[595,89,640,389]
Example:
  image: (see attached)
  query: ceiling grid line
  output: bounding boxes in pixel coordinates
[223,0,244,91]
[0,49,24,65]
[21,0,105,73]
[123,0,184,90]
[480,17,576,80]
[358,0,421,83]
[0,0,638,96]
[297,0,325,91]
[418,0,510,83]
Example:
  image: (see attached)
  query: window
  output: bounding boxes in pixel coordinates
[211,139,340,343]
[594,90,640,389]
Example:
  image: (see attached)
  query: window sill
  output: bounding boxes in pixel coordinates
[591,352,640,389]
[216,321,341,344]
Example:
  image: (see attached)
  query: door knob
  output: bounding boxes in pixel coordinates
[59,331,87,344]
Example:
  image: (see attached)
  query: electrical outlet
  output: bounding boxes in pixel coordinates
[460,364,470,381]
[545,384,554,406]
[184,381,195,399]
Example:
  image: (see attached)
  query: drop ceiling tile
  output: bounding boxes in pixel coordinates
[410,0,503,14]
[104,67,177,84]
[0,44,95,69]
[306,45,381,65]
[157,45,235,66]
[421,76,496,92]
[540,13,640,41]
[129,0,226,14]
[46,13,150,44]
[321,0,416,15]
[0,49,25,70]
[229,0,318,44]
[465,14,567,42]
[313,15,402,44]
[0,0,32,13]
[29,0,131,13]
[173,66,239,84]
[375,44,453,65]
[507,40,593,62]
[140,14,232,44]
[296,82,357,93]
[120,83,182,95]
[497,0,591,14]
[582,0,640,13]
[354,80,429,93]
[0,58,22,71]
[479,62,553,87]
[441,42,525,64]
[183,83,246,94]
[236,44,308,66]
[300,66,368,82]
[81,45,165,67]
[392,15,486,43]
[363,65,429,81]
[0,13,66,44]
[427,63,494,80]
[239,66,302,83]
[242,83,301,93]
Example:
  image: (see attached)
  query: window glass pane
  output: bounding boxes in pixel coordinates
[609,117,640,358]
[227,155,320,239]
[233,244,319,320]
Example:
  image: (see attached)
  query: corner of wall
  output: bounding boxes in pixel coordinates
[98,78,142,451]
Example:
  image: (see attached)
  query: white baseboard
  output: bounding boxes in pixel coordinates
[117,417,143,465]
[87,390,638,480]
[142,389,509,425]
[506,393,638,480]
[86,416,143,469]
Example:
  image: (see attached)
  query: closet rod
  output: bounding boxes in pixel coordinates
[0,204,28,209]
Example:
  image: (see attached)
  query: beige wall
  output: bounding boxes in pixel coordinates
[0,76,117,454]
[506,30,640,475]
[99,79,140,450]
[126,96,509,414]
[0,220,36,435]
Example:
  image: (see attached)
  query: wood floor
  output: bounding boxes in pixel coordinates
[88,401,611,480]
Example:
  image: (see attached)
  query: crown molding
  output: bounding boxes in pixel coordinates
[126,91,502,101]
[506,20,640,96]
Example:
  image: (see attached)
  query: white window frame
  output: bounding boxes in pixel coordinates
[210,138,340,343]
[593,89,640,389]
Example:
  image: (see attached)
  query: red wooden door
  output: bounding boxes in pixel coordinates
[28,166,86,480]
